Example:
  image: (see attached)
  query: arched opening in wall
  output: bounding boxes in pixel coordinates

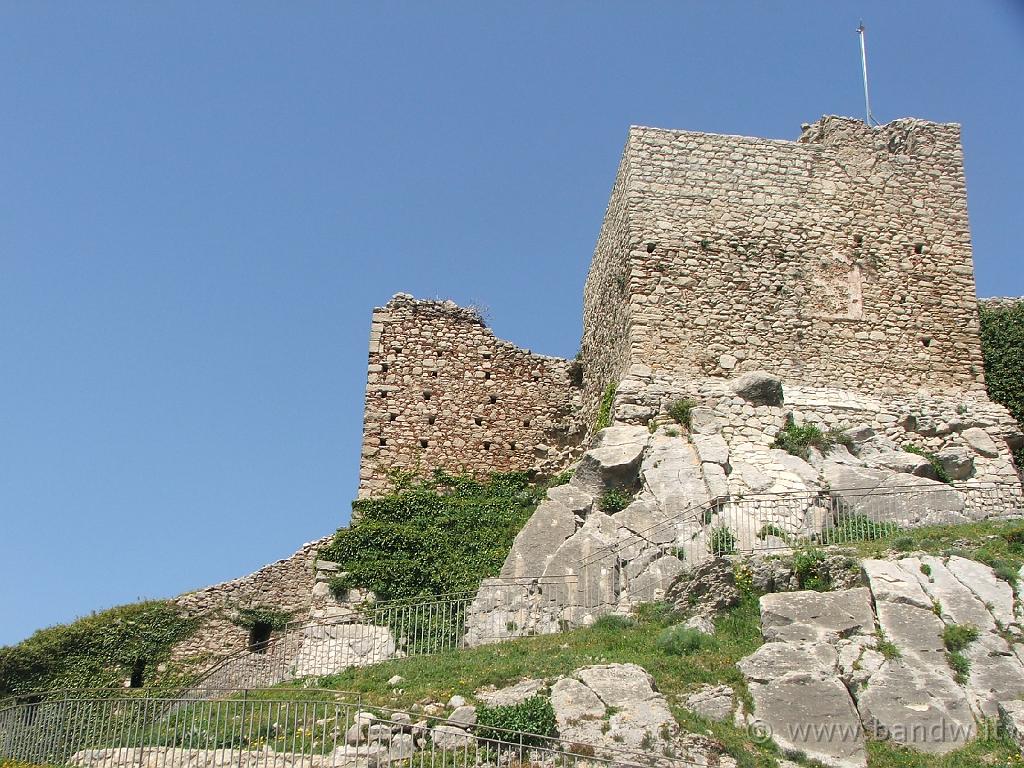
[484,372,492,380]
[379,438,387,446]
[483,441,492,451]
[474,417,483,426]
[427,415,436,425]
[129,658,146,688]
[249,622,273,653]
[523,419,531,428]
[423,391,432,401]
[921,337,933,348]
[381,363,389,373]
[914,243,925,255]
[419,439,428,449]
[489,395,497,405]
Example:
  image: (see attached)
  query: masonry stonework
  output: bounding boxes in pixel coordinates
[356,294,580,498]
[580,116,986,409]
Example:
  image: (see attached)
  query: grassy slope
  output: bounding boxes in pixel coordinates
[287,519,1024,768]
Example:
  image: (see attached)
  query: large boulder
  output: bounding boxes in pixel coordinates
[666,557,739,615]
[822,463,966,525]
[570,426,649,496]
[641,435,711,516]
[730,371,784,406]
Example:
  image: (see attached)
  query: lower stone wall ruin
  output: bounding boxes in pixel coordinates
[357,294,582,498]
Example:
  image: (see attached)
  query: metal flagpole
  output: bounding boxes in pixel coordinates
[857,21,878,126]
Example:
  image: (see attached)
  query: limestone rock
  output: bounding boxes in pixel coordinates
[863,450,937,479]
[999,700,1024,755]
[738,641,838,683]
[935,446,975,481]
[683,684,734,722]
[641,435,711,515]
[822,464,966,525]
[961,427,1001,458]
[447,705,476,726]
[431,725,472,750]
[666,558,739,615]
[545,484,594,517]
[570,426,648,496]
[857,661,974,754]
[748,671,866,768]
[475,678,545,708]
[759,588,875,643]
[692,433,729,466]
[688,406,722,434]
[682,615,716,636]
[499,499,576,578]
[730,371,784,406]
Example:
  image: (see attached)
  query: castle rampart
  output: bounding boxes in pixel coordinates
[356,294,579,498]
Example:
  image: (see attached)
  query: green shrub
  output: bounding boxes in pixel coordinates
[773,420,838,460]
[667,399,697,429]
[979,301,1024,473]
[903,443,953,484]
[991,560,1019,586]
[598,488,632,514]
[793,547,830,591]
[757,524,788,541]
[475,695,556,744]
[707,526,736,555]
[594,383,616,431]
[656,625,711,655]
[592,614,635,631]
[0,601,197,696]
[947,650,971,685]
[942,623,979,653]
[321,471,539,603]
[893,536,915,552]
[876,632,901,661]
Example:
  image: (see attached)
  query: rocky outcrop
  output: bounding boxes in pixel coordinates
[741,554,1024,759]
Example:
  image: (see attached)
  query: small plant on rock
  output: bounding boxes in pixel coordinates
[667,398,697,429]
[903,443,953,484]
[599,488,632,513]
[793,546,830,591]
[594,383,617,431]
[475,695,556,744]
[773,419,847,460]
[942,623,979,685]
[707,526,737,556]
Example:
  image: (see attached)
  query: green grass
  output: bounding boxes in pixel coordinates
[866,728,1024,767]
[311,598,763,710]
[667,398,697,429]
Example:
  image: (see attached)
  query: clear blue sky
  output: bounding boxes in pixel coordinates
[2,2,1022,646]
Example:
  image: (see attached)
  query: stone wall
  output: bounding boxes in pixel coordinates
[580,116,987,401]
[169,536,331,664]
[356,294,580,498]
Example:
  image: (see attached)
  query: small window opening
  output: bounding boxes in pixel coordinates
[474,417,483,426]
[419,439,429,449]
[921,337,932,348]
[248,622,273,653]
[510,442,517,450]
[532,375,540,381]
[423,391,432,401]
[482,351,492,359]
[523,419,531,427]
[489,395,497,405]
[853,234,863,245]
[646,242,656,253]
[430,371,438,378]
[484,372,491,380]
[380,363,389,373]
[427,415,436,425]
[378,391,388,398]
[483,441,492,450]
[379,438,387,446]
[914,243,925,255]
[129,658,146,688]
[389,413,397,422]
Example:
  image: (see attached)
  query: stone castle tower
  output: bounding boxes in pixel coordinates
[357,116,1021,497]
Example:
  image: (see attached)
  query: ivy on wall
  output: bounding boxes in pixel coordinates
[320,470,543,602]
[979,300,1024,472]
[0,601,197,696]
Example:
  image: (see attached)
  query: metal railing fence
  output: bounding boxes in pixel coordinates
[0,687,700,768]
[177,481,1022,694]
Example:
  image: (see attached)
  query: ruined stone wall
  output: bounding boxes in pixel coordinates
[357,294,579,498]
[582,116,987,400]
[169,536,331,664]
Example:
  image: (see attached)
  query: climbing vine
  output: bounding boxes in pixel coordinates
[320,470,543,602]
[0,601,197,696]
[979,300,1024,472]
